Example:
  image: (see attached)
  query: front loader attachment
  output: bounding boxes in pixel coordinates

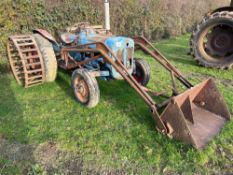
[131,36,231,148]
[91,39,231,149]
[161,79,230,148]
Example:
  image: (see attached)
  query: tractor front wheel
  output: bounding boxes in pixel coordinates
[133,58,151,86]
[72,69,100,108]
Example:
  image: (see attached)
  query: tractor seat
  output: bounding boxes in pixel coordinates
[59,33,77,44]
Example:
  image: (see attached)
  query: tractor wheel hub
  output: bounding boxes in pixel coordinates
[206,27,233,58]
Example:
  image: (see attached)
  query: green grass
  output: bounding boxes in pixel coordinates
[0,34,233,174]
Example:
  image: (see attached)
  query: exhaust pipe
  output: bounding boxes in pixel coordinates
[104,0,111,32]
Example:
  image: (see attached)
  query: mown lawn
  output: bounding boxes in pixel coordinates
[0,35,232,174]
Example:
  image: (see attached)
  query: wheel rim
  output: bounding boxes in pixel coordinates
[198,23,233,62]
[74,76,89,104]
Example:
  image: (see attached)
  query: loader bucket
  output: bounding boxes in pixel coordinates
[161,79,231,149]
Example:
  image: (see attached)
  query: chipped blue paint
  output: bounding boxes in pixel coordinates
[78,31,97,49]
[104,37,134,79]
[62,29,135,79]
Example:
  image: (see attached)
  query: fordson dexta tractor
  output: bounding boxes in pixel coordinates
[7,0,230,149]
[190,0,233,69]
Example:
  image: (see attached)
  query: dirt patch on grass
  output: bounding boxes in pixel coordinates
[0,136,35,163]
[34,142,84,174]
[0,138,126,174]
[34,142,60,168]
[0,138,84,174]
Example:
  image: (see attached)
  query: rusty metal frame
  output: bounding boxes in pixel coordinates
[7,35,45,88]
[133,36,193,88]
[58,48,102,70]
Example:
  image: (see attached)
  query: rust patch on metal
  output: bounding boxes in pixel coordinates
[161,79,231,148]
[116,49,124,62]
[127,47,134,59]
[7,35,45,88]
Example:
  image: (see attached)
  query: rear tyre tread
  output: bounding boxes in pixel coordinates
[190,10,233,69]
[33,34,57,82]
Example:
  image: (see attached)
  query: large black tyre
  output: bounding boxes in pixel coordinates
[190,11,233,69]
[132,58,151,86]
[33,34,58,82]
[72,69,100,108]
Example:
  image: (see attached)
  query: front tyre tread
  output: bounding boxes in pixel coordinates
[72,69,100,108]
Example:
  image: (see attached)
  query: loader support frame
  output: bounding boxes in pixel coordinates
[58,38,196,133]
[58,38,230,149]
[60,43,167,132]
[133,37,193,88]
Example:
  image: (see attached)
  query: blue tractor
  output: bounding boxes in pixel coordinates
[30,23,151,108]
[7,2,230,149]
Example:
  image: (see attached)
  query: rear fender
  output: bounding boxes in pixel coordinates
[33,29,58,44]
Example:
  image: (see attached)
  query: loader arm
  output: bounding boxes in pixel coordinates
[100,39,230,148]
[60,42,168,132]
[133,36,193,88]
[97,43,168,132]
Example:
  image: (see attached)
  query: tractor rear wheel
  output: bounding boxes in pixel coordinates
[7,35,46,88]
[190,11,233,69]
[33,34,58,81]
[72,69,100,108]
[133,58,151,86]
